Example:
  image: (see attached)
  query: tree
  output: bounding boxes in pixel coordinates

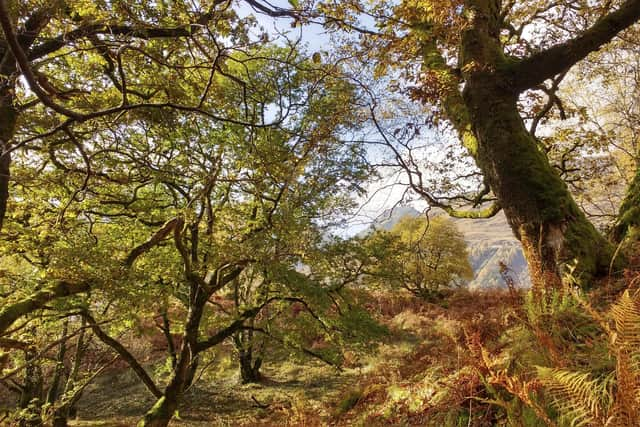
[0,0,302,232]
[0,312,112,427]
[227,262,385,384]
[0,0,365,334]
[366,215,473,300]
[536,29,640,241]
[308,0,640,290]
[0,35,371,425]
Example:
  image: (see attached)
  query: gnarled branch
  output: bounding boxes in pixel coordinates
[0,281,90,336]
[81,311,162,399]
[510,0,640,92]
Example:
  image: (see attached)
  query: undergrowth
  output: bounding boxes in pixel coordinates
[321,263,640,427]
[45,260,640,426]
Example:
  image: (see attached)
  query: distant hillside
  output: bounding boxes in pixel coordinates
[366,206,531,289]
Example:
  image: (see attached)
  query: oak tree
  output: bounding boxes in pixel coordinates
[307,0,640,290]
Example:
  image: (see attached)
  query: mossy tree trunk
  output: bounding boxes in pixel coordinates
[137,278,257,426]
[53,321,88,427]
[46,322,69,427]
[429,0,640,291]
[613,165,640,244]
[135,220,251,427]
[0,93,17,232]
[137,370,192,427]
[137,293,204,427]
[463,81,613,289]
[136,344,198,427]
[18,347,43,427]
[0,8,52,232]
[235,329,263,384]
[0,281,91,335]
[239,350,262,383]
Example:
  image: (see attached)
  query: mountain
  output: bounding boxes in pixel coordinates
[367,206,531,289]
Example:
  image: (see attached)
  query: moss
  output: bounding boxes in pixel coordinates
[0,281,91,334]
[472,91,615,287]
[137,396,170,427]
[563,212,614,281]
[335,389,362,415]
[419,39,479,159]
[613,167,640,243]
[446,201,500,219]
[0,104,17,140]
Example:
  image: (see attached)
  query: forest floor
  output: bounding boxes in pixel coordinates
[66,289,518,427]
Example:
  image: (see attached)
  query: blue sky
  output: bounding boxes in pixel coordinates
[235,0,330,53]
[232,1,443,235]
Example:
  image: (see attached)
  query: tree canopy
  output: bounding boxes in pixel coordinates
[365,216,473,300]
[1,0,640,425]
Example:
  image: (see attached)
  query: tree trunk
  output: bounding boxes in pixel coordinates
[45,322,69,427]
[54,319,88,427]
[463,78,613,290]
[413,0,640,293]
[51,414,68,427]
[239,349,262,383]
[137,393,178,427]
[0,97,17,232]
[137,341,197,427]
[613,165,640,244]
[46,322,68,407]
[19,347,43,427]
[138,290,205,427]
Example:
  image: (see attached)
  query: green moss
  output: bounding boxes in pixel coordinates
[335,389,362,415]
[137,397,170,427]
[0,281,91,334]
[563,211,614,284]
[614,167,640,243]
[0,105,17,141]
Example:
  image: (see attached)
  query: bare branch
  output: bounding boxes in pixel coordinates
[81,311,162,399]
[510,0,640,92]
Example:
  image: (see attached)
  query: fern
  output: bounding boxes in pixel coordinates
[608,290,640,425]
[537,367,610,426]
[536,289,640,427]
[610,291,640,350]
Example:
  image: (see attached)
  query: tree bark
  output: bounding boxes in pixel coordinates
[137,289,206,427]
[18,347,43,427]
[82,312,162,399]
[45,321,68,410]
[137,341,195,427]
[236,328,262,384]
[51,415,68,427]
[55,320,88,427]
[443,0,639,291]
[0,98,17,232]
[0,282,91,335]
[462,77,613,290]
[239,349,262,383]
[612,166,640,244]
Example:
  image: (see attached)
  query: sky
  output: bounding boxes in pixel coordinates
[235,0,330,52]
[232,1,446,235]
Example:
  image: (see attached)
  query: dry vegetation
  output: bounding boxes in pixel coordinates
[48,246,640,427]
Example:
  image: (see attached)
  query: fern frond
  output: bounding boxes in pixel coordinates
[537,367,607,426]
[609,290,640,423]
[610,291,640,351]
